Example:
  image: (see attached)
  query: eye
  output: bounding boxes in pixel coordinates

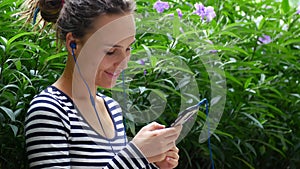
[106,49,116,55]
[127,46,134,52]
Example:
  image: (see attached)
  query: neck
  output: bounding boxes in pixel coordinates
[53,55,97,99]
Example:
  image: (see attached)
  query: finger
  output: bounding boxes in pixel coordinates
[147,153,166,163]
[144,122,165,131]
[165,156,179,168]
[173,124,182,132]
[165,150,179,160]
[163,141,177,152]
[168,146,179,153]
[151,127,180,137]
[164,131,181,142]
[156,141,176,154]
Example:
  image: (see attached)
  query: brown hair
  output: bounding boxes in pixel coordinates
[21,0,135,41]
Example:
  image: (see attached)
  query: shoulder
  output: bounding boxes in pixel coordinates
[98,93,121,110]
[98,93,123,119]
[98,93,119,105]
[27,86,72,124]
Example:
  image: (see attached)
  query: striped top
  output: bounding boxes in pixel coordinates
[25,86,158,169]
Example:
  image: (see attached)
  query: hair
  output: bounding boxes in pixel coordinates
[21,0,135,41]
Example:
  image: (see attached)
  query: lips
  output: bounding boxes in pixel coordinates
[105,71,121,78]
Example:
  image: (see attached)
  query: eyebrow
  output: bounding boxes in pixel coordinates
[105,39,136,48]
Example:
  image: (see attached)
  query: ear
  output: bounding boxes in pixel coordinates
[66,32,79,55]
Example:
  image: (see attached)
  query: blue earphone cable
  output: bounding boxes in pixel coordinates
[71,48,119,154]
[197,98,215,169]
[122,71,127,144]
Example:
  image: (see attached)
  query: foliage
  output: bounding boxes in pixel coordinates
[0,0,65,168]
[129,1,300,168]
[0,0,299,169]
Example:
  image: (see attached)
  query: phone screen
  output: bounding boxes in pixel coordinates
[170,104,199,127]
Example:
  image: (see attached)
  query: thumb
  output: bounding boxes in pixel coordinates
[144,122,165,131]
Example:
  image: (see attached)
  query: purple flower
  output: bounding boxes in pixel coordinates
[138,59,147,75]
[204,6,216,22]
[297,5,300,14]
[194,3,205,18]
[258,35,272,44]
[153,0,169,13]
[193,3,216,22]
[176,8,183,18]
[167,9,183,19]
[139,59,145,65]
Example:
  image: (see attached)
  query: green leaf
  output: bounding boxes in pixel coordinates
[148,89,167,102]
[10,41,47,54]
[214,45,249,56]
[8,124,18,136]
[45,52,67,63]
[282,38,300,46]
[164,66,194,75]
[150,56,158,68]
[281,0,290,13]
[173,11,180,38]
[225,72,243,86]
[241,112,264,129]
[150,83,181,97]
[181,147,192,167]
[126,121,136,136]
[14,108,23,118]
[248,139,287,158]
[257,17,266,30]
[214,130,233,139]
[249,101,285,117]
[0,84,20,92]
[0,36,8,45]
[244,77,253,89]
[14,59,21,71]
[245,143,257,157]
[141,44,152,57]
[6,32,36,51]
[216,31,241,39]
[0,106,15,121]
[233,156,255,169]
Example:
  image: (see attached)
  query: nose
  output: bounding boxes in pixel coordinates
[114,50,130,70]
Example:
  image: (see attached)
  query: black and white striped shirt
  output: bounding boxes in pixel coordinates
[25,86,158,169]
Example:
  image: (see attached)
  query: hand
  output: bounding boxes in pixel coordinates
[155,146,180,169]
[131,122,182,163]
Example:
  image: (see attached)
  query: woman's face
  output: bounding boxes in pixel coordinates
[95,36,135,88]
[77,13,135,89]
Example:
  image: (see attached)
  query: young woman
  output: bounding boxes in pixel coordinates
[23,0,182,168]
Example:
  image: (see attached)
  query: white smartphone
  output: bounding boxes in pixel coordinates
[170,104,200,127]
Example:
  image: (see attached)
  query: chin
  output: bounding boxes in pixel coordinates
[97,82,116,89]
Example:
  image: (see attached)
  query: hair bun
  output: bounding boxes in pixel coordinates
[39,0,64,23]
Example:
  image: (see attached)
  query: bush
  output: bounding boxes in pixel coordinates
[0,0,299,169]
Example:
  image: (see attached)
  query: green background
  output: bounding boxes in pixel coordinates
[0,0,299,168]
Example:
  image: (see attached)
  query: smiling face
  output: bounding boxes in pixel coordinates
[95,36,135,88]
[70,13,136,89]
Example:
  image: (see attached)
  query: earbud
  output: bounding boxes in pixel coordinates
[70,42,77,62]
[70,42,77,49]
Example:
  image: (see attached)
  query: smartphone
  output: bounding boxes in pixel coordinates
[170,104,200,127]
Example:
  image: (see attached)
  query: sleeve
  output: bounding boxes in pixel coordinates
[25,95,71,169]
[104,142,159,169]
[26,94,159,169]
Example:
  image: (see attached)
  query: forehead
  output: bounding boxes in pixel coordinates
[82,13,136,44]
